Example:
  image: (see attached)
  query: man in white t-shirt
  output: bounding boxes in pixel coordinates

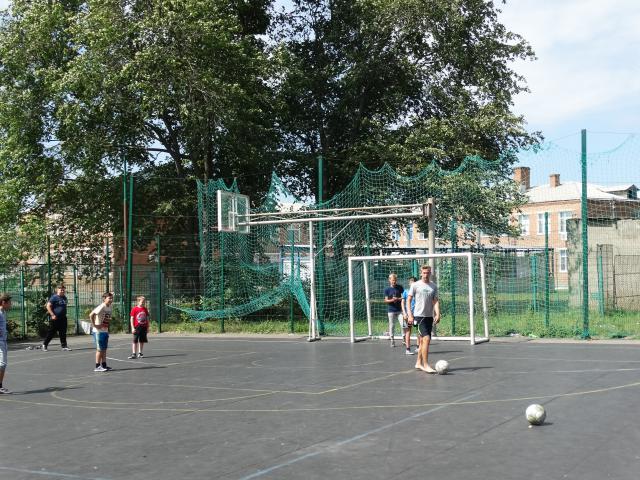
[90,292,113,372]
[407,265,440,373]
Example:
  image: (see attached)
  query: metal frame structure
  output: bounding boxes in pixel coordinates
[347,252,490,345]
[216,191,430,341]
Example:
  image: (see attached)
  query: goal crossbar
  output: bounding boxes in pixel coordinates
[347,252,489,345]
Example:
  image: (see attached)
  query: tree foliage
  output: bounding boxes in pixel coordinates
[0,0,540,265]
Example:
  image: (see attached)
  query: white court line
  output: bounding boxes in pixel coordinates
[238,391,481,480]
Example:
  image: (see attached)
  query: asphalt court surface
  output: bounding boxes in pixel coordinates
[1,334,640,480]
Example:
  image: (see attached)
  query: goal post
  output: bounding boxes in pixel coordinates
[348,252,489,345]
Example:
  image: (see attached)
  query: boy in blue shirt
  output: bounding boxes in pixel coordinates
[43,284,71,351]
[383,273,404,347]
[401,276,418,355]
[0,293,12,394]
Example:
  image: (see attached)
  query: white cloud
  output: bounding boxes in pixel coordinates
[500,0,640,130]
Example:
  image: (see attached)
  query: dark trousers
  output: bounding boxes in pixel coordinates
[43,317,68,348]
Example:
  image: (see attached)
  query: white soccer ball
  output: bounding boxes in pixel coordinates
[525,404,546,425]
[435,359,449,375]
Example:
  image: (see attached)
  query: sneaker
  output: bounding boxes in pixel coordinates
[94,366,107,372]
[390,341,396,347]
[0,386,11,394]
[62,347,72,351]
[41,344,48,351]
[128,353,138,359]
[405,349,416,355]
[104,366,113,371]
[137,352,143,358]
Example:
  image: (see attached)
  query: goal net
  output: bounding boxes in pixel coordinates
[348,252,489,345]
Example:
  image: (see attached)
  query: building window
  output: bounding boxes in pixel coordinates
[417,228,426,240]
[558,249,568,272]
[407,223,413,241]
[537,213,548,235]
[518,214,529,236]
[559,211,573,235]
[286,226,302,242]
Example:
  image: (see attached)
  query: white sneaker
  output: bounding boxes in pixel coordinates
[0,386,11,394]
[94,365,107,372]
[405,349,416,355]
[41,344,48,351]
[62,347,72,351]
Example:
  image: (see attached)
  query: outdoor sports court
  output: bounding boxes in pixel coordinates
[1,335,639,480]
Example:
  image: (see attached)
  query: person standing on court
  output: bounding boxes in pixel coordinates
[90,292,114,372]
[401,276,418,355]
[407,265,440,373]
[0,293,12,394]
[43,284,71,351]
[128,295,150,359]
[383,273,404,347]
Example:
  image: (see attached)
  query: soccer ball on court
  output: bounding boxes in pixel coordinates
[435,359,449,375]
[525,404,546,425]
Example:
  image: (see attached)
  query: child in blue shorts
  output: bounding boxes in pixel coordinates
[90,292,114,372]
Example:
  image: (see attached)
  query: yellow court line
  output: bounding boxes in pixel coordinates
[2,379,640,413]
[50,389,277,405]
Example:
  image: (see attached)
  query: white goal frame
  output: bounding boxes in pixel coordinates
[347,252,489,345]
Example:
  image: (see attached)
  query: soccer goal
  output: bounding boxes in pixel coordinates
[348,252,489,345]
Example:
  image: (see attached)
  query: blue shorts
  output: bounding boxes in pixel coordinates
[93,331,109,351]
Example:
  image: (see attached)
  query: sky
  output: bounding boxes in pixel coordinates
[1,0,637,185]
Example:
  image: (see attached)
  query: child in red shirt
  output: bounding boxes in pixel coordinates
[128,296,150,359]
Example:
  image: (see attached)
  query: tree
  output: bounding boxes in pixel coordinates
[0,0,277,265]
[271,0,539,233]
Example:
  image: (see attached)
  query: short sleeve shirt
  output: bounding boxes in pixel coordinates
[402,290,415,314]
[384,284,404,313]
[91,303,112,332]
[409,280,438,317]
[49,294,67,318]
[130,306,150,328]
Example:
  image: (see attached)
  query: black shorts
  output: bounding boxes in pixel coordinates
[133,325,148,343]
[414,317,434,337]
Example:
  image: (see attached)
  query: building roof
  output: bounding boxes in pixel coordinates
[526,181,632,203]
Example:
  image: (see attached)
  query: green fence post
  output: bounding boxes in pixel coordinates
[530,255,538,312]
[597,250,605,316]
[289,230,295,334]
[126,173,134,333]
[73,265,80,334]
[220,232,225,333]
[156,235,163,333]
[105,239,110,293]
[20,266,26,338]
[544,212,550,328]
[580,129,590,338]
[47,235,52,296]
[119,267,125,321]
[317,155,325,335]
[450,220,457,335]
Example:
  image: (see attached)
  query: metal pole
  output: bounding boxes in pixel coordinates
[73,265,80,334]
[544,212,550,327]
[105,238,110,293]
[450,220,457,335]
[348,258,355,343]
[20,266,26,338]
[531,255,538,312]
[581,129,590,338]
[479,256,489,339]
[289,229,295,334]
[365,223,371,256]
[219,231,225,333]
[317,155,325,335]
[467,252,475,345]
[308,221,317,340]
[156,235,162,333]
[597,250,605,316]
[428,198,436,270]
[47,235,52,296]
[126,173,134,333]
[363,261,372,337]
